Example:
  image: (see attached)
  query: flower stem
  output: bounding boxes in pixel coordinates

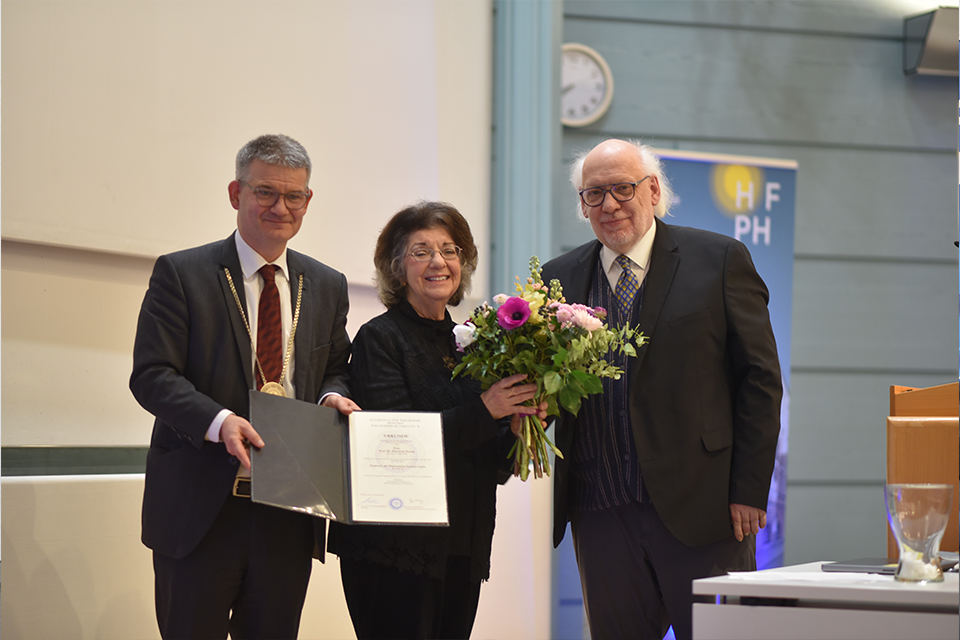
[511,394,564,481]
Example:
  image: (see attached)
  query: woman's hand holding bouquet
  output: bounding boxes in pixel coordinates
[452,257,646,480]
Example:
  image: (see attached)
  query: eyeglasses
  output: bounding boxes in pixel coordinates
[578,176,650,208]
[406,245,463,262]
[239,180,311,211]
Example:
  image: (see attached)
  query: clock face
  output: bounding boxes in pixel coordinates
[561,44,613,127]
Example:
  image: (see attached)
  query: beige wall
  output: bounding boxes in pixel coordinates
[1,1,553,638]
[2,0,494,287]
[1,0,493,444]
[1,474,552,640]
[0,238,387,447]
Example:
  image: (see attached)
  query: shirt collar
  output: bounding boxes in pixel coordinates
[234,230,289,281]
[600,220,657,277]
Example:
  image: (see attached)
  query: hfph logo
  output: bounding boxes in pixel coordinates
[710,164,781,246]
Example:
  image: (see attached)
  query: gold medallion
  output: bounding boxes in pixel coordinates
[260,381,287,397]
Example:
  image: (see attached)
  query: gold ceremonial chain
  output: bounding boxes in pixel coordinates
[224,267,303,397]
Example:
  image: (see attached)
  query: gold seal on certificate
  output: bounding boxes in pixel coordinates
[260,382,286,397]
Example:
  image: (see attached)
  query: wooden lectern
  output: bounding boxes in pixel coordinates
[887,382,959,559]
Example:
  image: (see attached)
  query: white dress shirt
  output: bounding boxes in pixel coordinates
[599,220,657,291]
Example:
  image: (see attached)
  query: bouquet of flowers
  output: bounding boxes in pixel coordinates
[452,257,647,480]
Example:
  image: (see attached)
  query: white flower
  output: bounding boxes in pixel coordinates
[452,322,477,352]
[493,293,509,306]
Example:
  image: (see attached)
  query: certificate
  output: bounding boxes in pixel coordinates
[248,390,448,526]
[348,411,448,524]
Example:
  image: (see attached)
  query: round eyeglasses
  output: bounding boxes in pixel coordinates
[578,176,650,208]
[406,246,463,262]
[239,180,311,211]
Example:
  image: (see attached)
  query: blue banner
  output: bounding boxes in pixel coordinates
[659,149,797,570]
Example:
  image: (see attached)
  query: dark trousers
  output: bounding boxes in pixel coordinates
[153,495,314,640]
[339,555,481,640]
[571,501,755,640]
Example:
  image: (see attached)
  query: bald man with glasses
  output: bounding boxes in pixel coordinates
[541,139,782,640]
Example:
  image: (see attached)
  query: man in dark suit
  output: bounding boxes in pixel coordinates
[541,139,782,640]
[130,134,359,639]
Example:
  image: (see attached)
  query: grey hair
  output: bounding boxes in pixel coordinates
[236,134,312,186]
[569,138,674,222]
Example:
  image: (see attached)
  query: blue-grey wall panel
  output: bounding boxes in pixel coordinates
[551,0,957,573]
[784,484,889,564]
[565,0,912,37]
[791,259,956,371]
[787,370,953,483]
[668,144,956,261]
[562,20,953,149]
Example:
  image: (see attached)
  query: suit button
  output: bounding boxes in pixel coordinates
[228,456,238,465]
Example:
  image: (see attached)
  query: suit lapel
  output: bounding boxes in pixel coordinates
[218,237,255,392]
[287,250,310,402]
[633,220,679,373]
[560,241,602,302]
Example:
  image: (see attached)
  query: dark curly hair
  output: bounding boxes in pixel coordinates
[374,201,478,308]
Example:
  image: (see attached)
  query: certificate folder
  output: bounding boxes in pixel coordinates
[249,390,448,526]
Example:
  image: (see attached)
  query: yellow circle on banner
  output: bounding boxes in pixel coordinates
[711,164,765,217]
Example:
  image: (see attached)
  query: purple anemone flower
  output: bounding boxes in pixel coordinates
[496,296,531,330]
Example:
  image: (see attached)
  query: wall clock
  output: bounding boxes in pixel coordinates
[561,43,614,127]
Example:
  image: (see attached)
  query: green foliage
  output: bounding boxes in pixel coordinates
[451,257,648,480]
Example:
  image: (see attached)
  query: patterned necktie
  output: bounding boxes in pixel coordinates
[256,264,282,389]
[614,254,639,319]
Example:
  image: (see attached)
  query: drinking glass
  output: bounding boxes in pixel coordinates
[884,483,953,582]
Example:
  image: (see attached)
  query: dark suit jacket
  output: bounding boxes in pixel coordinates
[542,219,782,549]
[131,234,351,559]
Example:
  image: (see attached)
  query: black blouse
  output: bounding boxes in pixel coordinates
[327,300,512,583]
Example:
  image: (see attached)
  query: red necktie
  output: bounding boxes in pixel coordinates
[256,265,282,389]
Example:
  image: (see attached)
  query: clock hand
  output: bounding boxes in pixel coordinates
[561,84,575,95]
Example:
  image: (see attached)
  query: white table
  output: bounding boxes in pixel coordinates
[692,561,959,640]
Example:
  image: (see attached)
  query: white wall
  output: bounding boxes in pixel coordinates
[1,0,493,443]
[0,238,387,446]
[2,0,493,288]
[1,1,553,638]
